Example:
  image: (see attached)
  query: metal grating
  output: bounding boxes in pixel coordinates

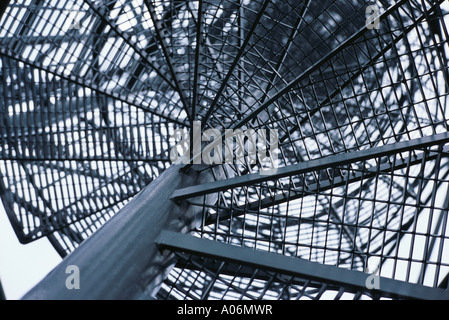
[0,0,185,255]
[155,230,449,300]
[1,0,449,300]
[180,138,449,290]
[159,251,390,300]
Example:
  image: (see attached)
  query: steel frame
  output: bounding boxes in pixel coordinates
[22,165,224,300]
[229,0,417,130]
[156,230,449,300]
[172,132,449,201]
[205,146,449,224]
[1,0,449,300]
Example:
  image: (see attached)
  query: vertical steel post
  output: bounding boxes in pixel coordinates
[22,164,223,300]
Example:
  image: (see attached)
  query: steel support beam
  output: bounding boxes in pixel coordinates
[172,132,449,201]
[205,147,448,224]
[231,0,443,130]
[191,0,203,121]
[181,0,445,169]
[22,164,224,300]
[172,252,365,296]
[275,0,441,145]
[156,230,449,300]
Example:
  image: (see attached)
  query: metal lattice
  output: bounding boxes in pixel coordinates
[1,0,449,300]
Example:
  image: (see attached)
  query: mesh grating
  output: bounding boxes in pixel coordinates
[184,144,449,290]
[0,0,449,299]
[157,251,393,300]
[0,0,186,254]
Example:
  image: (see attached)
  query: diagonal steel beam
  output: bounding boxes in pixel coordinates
[230,0,442,131]
[181,0,445,169]
[156,230,449,300]
[22,164,225,300]
[205,147,448,224]
[173,251,367,297]
[172,132,449,201]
